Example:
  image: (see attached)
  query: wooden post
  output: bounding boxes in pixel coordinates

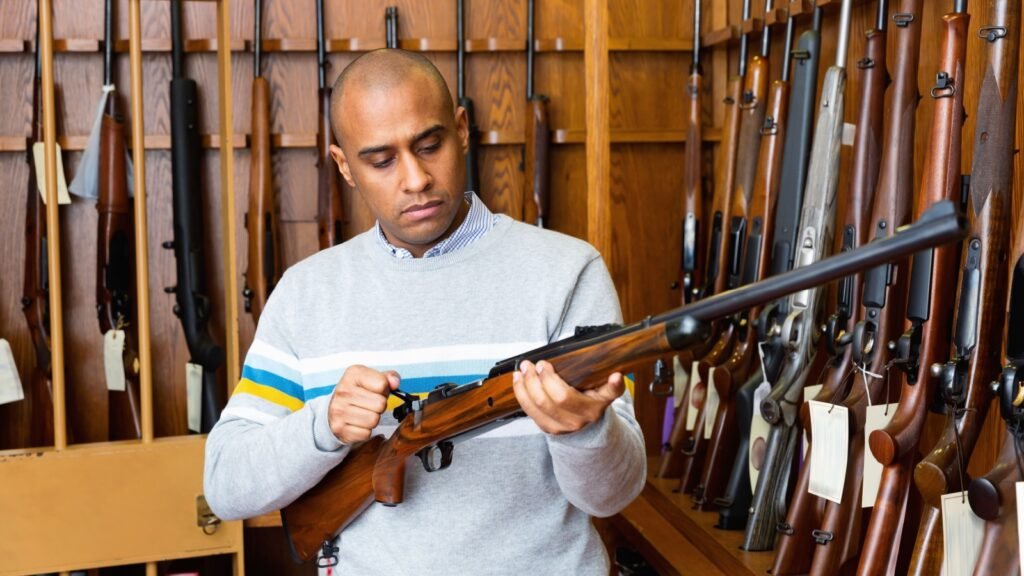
[584,0,611,263]
[217,0,240,391]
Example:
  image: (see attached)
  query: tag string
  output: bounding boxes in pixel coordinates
[827,366,856,414]
[882,358,900,416]
[949,407,973,503]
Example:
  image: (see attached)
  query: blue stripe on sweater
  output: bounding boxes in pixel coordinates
[304,373,487,400]
[241,365,305,402]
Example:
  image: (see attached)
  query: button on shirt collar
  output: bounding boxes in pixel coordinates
[374,192,498,259]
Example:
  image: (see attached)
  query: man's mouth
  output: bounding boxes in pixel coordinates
[403,200,443,221]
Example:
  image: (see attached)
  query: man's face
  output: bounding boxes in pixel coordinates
[330,71,469,257]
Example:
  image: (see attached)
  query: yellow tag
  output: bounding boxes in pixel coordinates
[103,329,126,392]
[0,338,25,406]
[808,400,848,504]
[749,380,772,492]
[186,363,203,433]
[862,403,898,507]
[32,142,71,205]
[685,361,703,431]
[703,368,720,440]
[940,491,984,576]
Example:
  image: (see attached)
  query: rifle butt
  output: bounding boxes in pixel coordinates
[246,76,281,322]
[906,504,943,576]
[742,423,796,551]
[29,368,55,447]
[656,381,693,478]
[459,96,480,194]
[283,436,385,562]
[694,365,742,510]
[200,365,222,434]
[856,450,916,576]
[771,443,817,575]
[715,372,761,530]
[523,96,550,227]
[810,434,867,576]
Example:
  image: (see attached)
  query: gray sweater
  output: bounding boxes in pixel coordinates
[204,214,647,574]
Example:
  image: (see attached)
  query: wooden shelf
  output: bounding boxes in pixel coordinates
[112,38,247,53]
[704,26,740,47]
[623,465,775,576]
[741,18,765,36]
[765,8,790,26]
[789,0,816,16]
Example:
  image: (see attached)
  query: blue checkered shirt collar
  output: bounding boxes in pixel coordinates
[374,192,498,259]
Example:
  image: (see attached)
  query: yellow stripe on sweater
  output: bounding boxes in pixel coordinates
[234,378,304,412]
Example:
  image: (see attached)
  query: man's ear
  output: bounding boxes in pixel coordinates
[454,106,469,156]
[330,144,356,187]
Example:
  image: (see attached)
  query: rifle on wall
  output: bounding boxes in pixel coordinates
[523,0,550,228]
[457,0,480,194]
[859,1,971,573]
[243,0,282,324]
[716,6,822,531]
[23,19,54,448]
[907,0,1016,571]
[773,1,891,571]
[316,0,344,250]
[693,6,795,513]
[96,0,141,441]
[281,202,966,563]
[385,6,398,49]
[677,0,705,306]
[164,0,225,434]
[743,0,853,551]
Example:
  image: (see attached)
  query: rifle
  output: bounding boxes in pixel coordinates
[773,2,891,572]
[522,0,550,228]
[657,0,740,481]
[693,7,795,513]
[670,0,774,494]
[96,0,141,440]
[676,0,704,307]
[457,0,480,194]
[715,6,822,531]
[859,1,971,573]
[743,0,854,552]
[23,18,54,448]
[280,201,966,563]
[243,0,282,324]
[968,430,1022,576]
[164,0,225,434]
[907,1,1017,572]
[316,0,344,250]
[385,6,398,49]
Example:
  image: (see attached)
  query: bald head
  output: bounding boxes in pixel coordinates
[330,49,454,142]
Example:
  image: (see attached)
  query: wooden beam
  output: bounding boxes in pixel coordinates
[218,0,240,390]
[584,0,611,263]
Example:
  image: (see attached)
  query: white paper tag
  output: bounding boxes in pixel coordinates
[686,361,705,431]
[703,368,721,440]
[1016,482,1024,573]
[0,339,25,406]
[749,380,772,492]
[802,384,823,458]
[808,400,849,503]
[941,491,984,576]
[186,362,203,433]
[32,142,72,205]
[672,355,688,409]
[103,329,127,392]
[862,403,898,507]
[842,122,857,147]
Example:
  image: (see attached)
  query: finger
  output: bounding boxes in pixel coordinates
[514,368,566,434]
[338,424,372,444]
[383,370,402,390]
[583,372,626,405]
[533,360,576,407]
[351,366,395,395]
[346,389,389,414]
[520,361,556,414]
[336,404,383,430]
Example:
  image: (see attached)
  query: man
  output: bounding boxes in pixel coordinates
[204,49,646,574]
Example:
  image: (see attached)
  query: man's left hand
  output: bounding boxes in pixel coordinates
[512,360,624,435]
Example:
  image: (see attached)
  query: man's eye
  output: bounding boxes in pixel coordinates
[371,157,394,169]
[418,143,440,155]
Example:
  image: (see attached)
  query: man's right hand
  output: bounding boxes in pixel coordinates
[328,365,401,444]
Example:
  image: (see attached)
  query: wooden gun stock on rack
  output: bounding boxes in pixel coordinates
[281,202,966,563]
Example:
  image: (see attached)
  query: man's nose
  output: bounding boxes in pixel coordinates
[399,154,432,194]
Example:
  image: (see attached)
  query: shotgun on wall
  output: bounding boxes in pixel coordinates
[165,0,225,434]
[96,0,141,441]
[858,1,971,573]
[23,17,54,448]
[244,0,282,323]
[280,202,966,563]
[457,0,480,195]
[316,0,344,250]
[677,0,705,305]
[522,0,550,228]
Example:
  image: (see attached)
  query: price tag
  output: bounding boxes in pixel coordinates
[32,142,72,205]
[685,361,705,431]
[1016,483,1024,574]
[103,329,127,392]
[802,384,823,459]
[186,363,203,433]
[703,368,721,440]
[0,338,25,406]
[672,355,688,409]
[842,122,857,147]
[749,380,772,492]
[941,491,984,576]
[808,400,848,503]
[862,403,898,507]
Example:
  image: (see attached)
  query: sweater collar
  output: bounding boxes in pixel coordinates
[373,192,497,259]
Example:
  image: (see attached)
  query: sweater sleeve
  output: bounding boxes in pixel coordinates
[546,254,647,517]
[203,274,350,521]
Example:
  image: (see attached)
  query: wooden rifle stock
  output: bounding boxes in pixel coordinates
[679,68,706,304]
[523,97,550,227]
[860,6,969,575]
[909,3,1017,572]
[97,102,142,441]
[968,431,1021,576]
[281,203,966,561]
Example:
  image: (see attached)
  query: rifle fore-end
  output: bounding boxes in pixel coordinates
[247,77,281,321]
[523,96,550,226]
[681,72,706,300]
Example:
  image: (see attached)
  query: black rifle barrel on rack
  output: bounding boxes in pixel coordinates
[165,0,225,434]
[457,0,480,194]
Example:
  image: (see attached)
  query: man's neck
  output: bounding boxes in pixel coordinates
[385,195,471,258]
